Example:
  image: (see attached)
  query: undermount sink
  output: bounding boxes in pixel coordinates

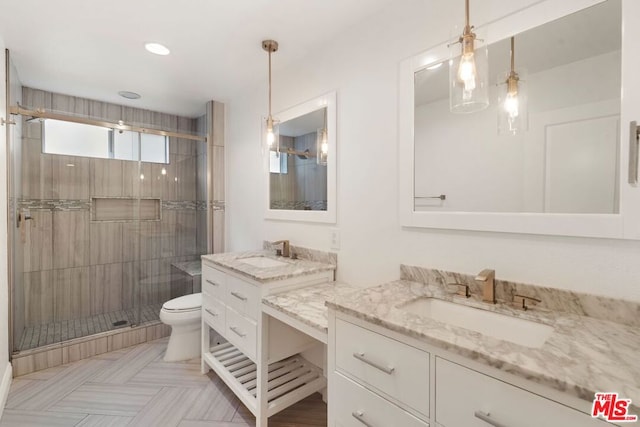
[238,256,288,268]
[398,298,553,348]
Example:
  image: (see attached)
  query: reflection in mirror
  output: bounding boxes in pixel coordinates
[270,108,328,211]
[414,0,621,214]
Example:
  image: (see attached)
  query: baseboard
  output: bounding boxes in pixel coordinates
[0,362,13,419]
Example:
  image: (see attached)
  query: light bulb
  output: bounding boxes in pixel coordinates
[267,124,276,148]
[504,92,519,119]
[161,168,167,175]
[320,130,328,155]
[457,53,477,93]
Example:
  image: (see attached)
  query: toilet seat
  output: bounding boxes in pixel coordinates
[162,293,201,313]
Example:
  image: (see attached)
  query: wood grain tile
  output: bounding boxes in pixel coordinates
[90,159,123,197]
[176,155,197,201]
[24,270,54,327]
[176,211,197,256]
[21,139,53,199]
[53,211,90,269]
[128,362,212,388]
[74,415,133,427]
[53,267,91,321]
[212,101,225,148]
[23,211,54,273]
[49,383,160,416]
[51,155,90,199]
[92,343,164,384]
[213,146,225,200]
[183,376,239,421]
[90,223,123,265]
[0,409,86,427]
[213,210,225,254]
[18,364,69,381]
[11,359,108,410]
[127,387,201,427]
[90,264,123,316]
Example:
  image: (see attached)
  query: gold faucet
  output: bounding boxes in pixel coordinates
[273,240,290,258]
[475,269,496,304]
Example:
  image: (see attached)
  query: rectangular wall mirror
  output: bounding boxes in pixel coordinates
[399,0,640,239]
[265,91,337,223]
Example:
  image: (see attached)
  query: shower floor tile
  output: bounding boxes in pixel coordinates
[17,304,163,352]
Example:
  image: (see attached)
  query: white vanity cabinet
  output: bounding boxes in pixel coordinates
[201,258,334,426]
[328,311,609,427]
[436,358,605,427]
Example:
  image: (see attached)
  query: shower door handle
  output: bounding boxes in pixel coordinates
[629,121,639,185]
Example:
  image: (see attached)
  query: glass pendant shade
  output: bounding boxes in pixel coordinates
[316,127,328,166]
[498,70,528,135]
[263,116,280,154]
[449,29,489,113]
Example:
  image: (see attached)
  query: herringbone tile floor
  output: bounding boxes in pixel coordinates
[0,338,327,427]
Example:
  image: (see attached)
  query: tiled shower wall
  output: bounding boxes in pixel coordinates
[270,132,328,210]
[18,87,206,330]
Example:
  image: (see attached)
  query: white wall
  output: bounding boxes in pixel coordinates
[226,0,640,302]
[0,39,14,416]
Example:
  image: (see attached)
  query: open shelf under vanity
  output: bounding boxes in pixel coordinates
[203,342,326,418]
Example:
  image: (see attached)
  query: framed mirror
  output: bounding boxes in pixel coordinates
[399,0,640,239]
[265,91,337,223]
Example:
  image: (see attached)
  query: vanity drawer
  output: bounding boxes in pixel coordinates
[202,264,226,301]
[225,275,260,320]
[225,306,257,361]
[202,296,225,333]
[435,358,605,427]
[335,319,429,418]
[332,372,428,427]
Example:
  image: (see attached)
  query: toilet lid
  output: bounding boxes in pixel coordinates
[162,293,202,311]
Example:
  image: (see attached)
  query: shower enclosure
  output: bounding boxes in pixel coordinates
[6,80,214,356]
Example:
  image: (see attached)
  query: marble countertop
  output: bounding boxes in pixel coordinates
[327,280,640,406]
[262,282,361,334]
[171,261,202,277]
[201,250,336,283]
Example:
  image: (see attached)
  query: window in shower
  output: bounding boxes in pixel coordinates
[43,119,169,163]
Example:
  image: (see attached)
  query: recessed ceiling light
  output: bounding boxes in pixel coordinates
[426,62,443,71]
[145,42,170,56]
[118,91,141,100]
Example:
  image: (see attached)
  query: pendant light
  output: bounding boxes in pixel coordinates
[498,37,528,135]
[449,0,489,113]
[262,40,280,152]
[316,107,328,166]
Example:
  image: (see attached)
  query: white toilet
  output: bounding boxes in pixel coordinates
[159,293,202,362]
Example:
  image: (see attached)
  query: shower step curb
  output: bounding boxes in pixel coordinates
[11,320,171,377]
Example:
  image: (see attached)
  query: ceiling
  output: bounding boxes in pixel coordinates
[415,0,621,106]
[0,0,396,117]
